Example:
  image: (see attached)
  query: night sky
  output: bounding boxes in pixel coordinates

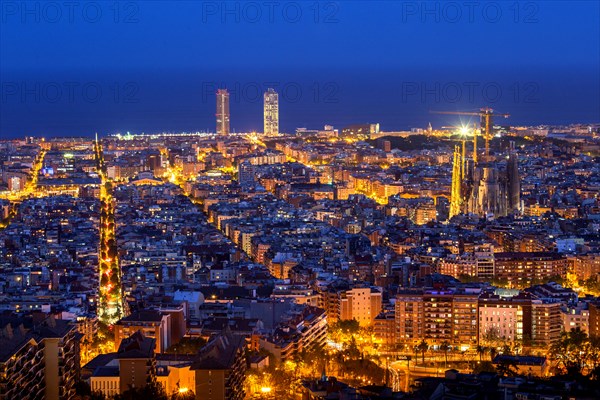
[1,1,599,137]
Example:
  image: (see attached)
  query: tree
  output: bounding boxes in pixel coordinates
[170,385,195,400]
[332,319,360,334]
[495,356,519,377]
[439,341,451,366]
[513,342,523,355]
[489,346,498,362]
[295,345,325,377]
[588,335,600,371]
[582,277,600,296]
[472,361,496,374]
[338,358,385,386]
[108,245,118,259]
[550,328,591,377]
[476,345,487,362]
[165,337,207,354]
[482,327,502,347]
[458,274,479,283]
[417,340,429,364]
[490,277,509,288]
[547,274,566,286]
[346,336,361,359]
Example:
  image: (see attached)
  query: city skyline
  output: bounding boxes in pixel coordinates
[2,2,600,399]
[1,71,599,138]
[1,1,599,137]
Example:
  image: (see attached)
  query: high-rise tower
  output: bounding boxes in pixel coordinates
[264,88,279,136]
[216,89,230,136]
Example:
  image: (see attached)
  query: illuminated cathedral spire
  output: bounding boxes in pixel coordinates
[450,145,462,218]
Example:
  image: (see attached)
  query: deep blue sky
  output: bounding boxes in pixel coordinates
[1,1,599,137]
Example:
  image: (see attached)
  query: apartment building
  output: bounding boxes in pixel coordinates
[531,301,561,346]
[438,244,494,279]
[478,292,560,345]
[259,306,327,362]
[322,286,382,327]
[396,289,479,349]
[570,253,600,281]
[478,294,525,343]
[373,311,397,346]
[0,315,79,400]
[395,292,424,344]
[494,252,567,286]
[561,303,589,334]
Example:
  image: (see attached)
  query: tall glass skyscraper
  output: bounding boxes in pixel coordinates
[263,88,279,136]
[216,89,230,136]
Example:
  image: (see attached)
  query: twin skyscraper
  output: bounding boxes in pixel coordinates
[216,88,279,136]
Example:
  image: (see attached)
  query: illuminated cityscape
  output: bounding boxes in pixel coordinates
[3,117,600,399]
[1,2,599,400]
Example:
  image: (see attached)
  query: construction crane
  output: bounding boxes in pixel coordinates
[431,108,510,161]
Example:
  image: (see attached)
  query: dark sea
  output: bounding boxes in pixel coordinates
[1,67,598,138]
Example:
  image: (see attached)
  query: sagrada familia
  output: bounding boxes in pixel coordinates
[450,112,520,219]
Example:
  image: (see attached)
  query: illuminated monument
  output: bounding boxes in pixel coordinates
[449,109,520,218]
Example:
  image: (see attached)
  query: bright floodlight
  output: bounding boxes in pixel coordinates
[459,126,470,136]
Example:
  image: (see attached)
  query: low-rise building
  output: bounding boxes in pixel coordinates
[114,310,172,353]
[88,331,156,397]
